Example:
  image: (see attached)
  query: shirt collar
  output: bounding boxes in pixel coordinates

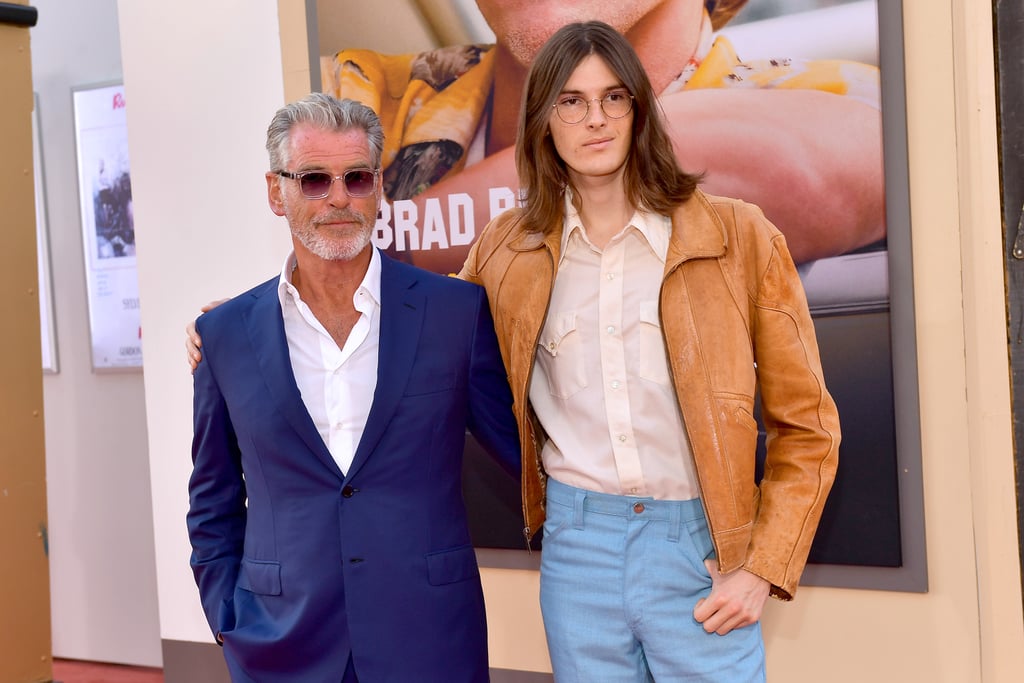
[277,247,383,309]
[559,190,671,264]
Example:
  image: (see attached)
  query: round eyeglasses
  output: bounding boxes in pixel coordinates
[552,90,635,125]
[275,168,380,199]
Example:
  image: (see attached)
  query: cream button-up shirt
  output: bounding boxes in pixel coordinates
[529,200,700,500]
[278,248,381,476]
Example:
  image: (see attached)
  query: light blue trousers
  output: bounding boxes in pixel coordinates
[539,478,766,682]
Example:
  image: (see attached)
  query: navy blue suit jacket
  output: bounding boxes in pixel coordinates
[188,251,520,682]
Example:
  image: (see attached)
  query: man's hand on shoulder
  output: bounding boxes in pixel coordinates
[186,298,229,373]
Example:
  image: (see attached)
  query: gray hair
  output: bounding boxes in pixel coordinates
[265,93,384,171]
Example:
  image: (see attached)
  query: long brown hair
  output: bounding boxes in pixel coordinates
[514,21,702,234]
[707,0,749,31]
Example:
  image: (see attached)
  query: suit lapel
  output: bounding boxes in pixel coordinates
[345,253,424,481]
[243,280,341,478]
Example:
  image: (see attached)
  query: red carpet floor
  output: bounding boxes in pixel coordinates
[51,658,163,683]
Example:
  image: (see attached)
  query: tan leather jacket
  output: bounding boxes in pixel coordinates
[460,190,840,600]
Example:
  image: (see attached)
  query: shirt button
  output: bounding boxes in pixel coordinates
[610,380,620,389]
[606,326,616,335]
[547,342,556,351]
[618,434,627,443]
[633,502,645,514]
[606,273,615,281]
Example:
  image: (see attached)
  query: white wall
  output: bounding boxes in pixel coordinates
[30,0,161,667]
[116,0,292,646]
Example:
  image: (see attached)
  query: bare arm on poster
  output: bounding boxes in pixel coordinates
[663,86,886,264]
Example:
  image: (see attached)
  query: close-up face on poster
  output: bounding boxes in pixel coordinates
[316,0,906,573]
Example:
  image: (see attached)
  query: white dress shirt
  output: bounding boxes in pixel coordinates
[278,249,381,475]
[529,198,700,500]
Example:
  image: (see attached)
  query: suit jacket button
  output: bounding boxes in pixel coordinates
[342,485,355,498]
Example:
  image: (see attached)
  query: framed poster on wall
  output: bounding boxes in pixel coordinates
[313,0,925,591]
[72,81,143,371]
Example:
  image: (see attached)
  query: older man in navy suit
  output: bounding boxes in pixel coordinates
[187,93,520,682]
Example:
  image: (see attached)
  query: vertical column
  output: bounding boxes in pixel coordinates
[995,0,1024,598]
[0,3,53,682]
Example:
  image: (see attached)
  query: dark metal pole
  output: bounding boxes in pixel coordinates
[0,3,37,27]
[993,0,1024,604]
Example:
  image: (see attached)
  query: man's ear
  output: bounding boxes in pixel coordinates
[266,172,286,216]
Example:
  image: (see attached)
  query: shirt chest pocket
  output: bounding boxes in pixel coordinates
[537,310,589,400]
[636,301,672,386]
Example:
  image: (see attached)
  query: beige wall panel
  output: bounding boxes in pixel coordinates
[278,0,313,102]
[0,14,54,683]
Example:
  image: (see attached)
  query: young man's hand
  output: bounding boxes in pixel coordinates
[693,561,771,636]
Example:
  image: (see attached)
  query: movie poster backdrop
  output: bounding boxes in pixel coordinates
[315,0,920,581]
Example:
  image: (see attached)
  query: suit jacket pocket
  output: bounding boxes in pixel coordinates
[237,558,282,596]
[404,370,458,397]
[426,544,480,586]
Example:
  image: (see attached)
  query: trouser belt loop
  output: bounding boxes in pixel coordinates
[668,501,682,542]
[573,489,587,529]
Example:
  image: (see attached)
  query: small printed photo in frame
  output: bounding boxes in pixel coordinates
[72,82,143,371]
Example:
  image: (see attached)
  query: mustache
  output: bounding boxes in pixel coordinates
[314,208,371,227]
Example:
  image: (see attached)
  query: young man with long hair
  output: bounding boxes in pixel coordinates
[460,21,840,680]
